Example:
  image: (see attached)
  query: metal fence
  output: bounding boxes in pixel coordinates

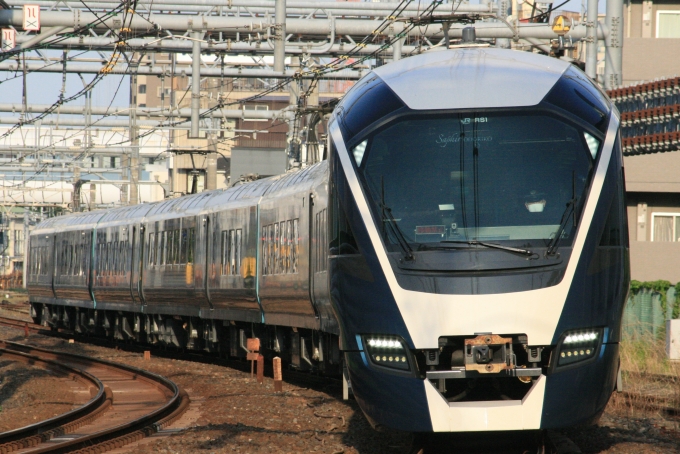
[623,287,679,338]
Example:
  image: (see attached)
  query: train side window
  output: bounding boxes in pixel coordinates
[261,228,267,275]
[228,230,235,274]
[273,223,279,274]
[235,229,242,275]
[152,233,158,265]
[279,223,284,274]
[187,228,195,264]
[148,233,154,266]
[168,230,173,265]
[97,243,102,275]
[221,230,227,275]
[96,244,101,275]
[292,220,298,274]
[120,241,126,274]
[169,230,175,265]
[279,222,286,274]
[76,245,81,276]
[114,241,120,275]
[180,229,188,264]
[174,230,180,264]
[268,224,274,274]
[102,243,107,275]
[159,231,166,265]
[286,220,292,273]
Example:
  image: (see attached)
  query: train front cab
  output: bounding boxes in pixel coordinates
[327,49,629,432]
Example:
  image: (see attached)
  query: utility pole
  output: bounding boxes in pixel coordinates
[190,32,202,139]
[22,209,28,289]
[274,0,286,72]
[129,59,140,205]
[604,0,623,89]
[585,0,598,80]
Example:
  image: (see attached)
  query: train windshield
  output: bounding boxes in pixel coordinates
[354,112,598,252]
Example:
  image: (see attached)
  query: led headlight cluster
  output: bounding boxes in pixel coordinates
[364,336,410,371]
[557,329,601,367]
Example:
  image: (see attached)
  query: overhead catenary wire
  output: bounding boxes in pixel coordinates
[1,0,447,188]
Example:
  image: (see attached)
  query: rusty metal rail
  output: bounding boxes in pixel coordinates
[0,340,189,453]
[0,301,29,314]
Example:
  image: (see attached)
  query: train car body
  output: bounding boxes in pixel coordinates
[27,47,628,434]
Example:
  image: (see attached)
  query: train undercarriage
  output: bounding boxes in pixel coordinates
[30,302,342,376]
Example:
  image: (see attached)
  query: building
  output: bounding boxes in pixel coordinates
[0,207,30,280]
[622,0,680,84]
[609,77,680,282]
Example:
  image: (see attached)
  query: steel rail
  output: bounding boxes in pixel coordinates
[0,338,190,454]
[0,342,112,453]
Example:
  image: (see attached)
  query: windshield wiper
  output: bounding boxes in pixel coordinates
[545,198,575,257]
[547,171,578,257]
[439,240,537,258]
[379,176,414,261]
[381,204,415,261]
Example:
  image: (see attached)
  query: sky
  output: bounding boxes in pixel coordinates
[0,0,608,114]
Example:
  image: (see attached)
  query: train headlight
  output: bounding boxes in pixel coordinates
[363,335,411,371]
[556,328,602,367]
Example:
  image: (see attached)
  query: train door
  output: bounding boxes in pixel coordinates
[130,225,146,306]
[310,184,335,334]
[50,234,57,298]
[204,215,214,309]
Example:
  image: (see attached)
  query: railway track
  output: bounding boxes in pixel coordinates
[0,314,339,390]
[3,314,676,453]
[0,339,189,453]
[0,300,30,314]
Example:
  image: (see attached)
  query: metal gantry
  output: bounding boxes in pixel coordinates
[0,0,624,211]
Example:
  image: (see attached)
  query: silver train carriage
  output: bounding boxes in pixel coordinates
[27,48,629,434]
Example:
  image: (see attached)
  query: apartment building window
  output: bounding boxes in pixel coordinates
[651,213,680,241]
[138,84,147,94]
[243,104,268,121]
[13,230,23,256]
[657,11,680,38]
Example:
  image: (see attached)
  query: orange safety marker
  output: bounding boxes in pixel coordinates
[273,356,283,392]
[144,350,151,360]
[256,354,264,384]
[247,338,260,378]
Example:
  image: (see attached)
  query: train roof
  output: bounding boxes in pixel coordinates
[372,48,572,110]
[32,209,107,234]
[30,161,328,235]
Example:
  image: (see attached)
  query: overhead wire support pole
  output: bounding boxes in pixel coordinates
[274,0,286,72]
[129,57,140,205]
[190,31,201,139]
[585,0,598,80]
[604,0,623,89]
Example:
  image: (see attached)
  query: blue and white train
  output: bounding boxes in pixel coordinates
[27,47,629,433]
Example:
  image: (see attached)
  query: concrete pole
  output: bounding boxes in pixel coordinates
[604,0,623,89]
[495,0,511,49]
[585,0,598,80]
[206,135,217,190]
[191,32,201,139]
[169,52,176,195]
[392,34,402,61]
[22,209,28,289]
[274,0,286,72]
[129,60,139,205]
